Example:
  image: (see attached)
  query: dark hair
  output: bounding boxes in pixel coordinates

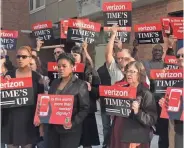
[124,61,147,83]
[31,55,42,74]
[57,53,75,66]
[71,45,84,63]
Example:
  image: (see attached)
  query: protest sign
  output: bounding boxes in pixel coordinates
[161,17,184,39]
[47,62,85,83]
[0,30,18,50]
[103,2,132,27]
[32,20,54,41]
[99,85,137,117]
[164,55,179,70]
[104,26,131,43]
[0,77,33,108]
[67,19,101,44]
[160,87,184,121]
[34,94,74,125]
[134,23,164,44]
[150,69,183,99]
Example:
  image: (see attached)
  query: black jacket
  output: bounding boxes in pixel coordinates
[48,75,90,133]
[121,83,158,143]
[97,63,111,86]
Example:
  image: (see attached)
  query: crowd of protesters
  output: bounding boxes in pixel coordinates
[0,23,183,148]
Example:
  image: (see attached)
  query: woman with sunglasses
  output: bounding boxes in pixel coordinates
[110,61,157,148]
[159,47,184,148]
[1,46,44,148]
[71,43,101,148]
[46,53,89,148]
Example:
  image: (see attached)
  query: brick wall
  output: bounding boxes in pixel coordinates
[2,0,31,65]
[124,0,183,60]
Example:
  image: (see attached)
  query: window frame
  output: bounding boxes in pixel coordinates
[29,0,45,14]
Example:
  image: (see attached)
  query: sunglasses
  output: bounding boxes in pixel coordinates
[16,55,31,59]
[176,54,184,59]
[53,51,62,55]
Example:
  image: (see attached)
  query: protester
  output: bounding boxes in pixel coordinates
[1,46,44,148]
[71,43,101,148]
[110,61,157,148]
[159,47,184,148]
[46,53,90,148]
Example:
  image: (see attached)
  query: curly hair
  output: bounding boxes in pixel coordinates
[57,53,75,66]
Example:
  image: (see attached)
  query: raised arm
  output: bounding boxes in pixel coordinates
[82,41,94,68]
[105,25,118,67]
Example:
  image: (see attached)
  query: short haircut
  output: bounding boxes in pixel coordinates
[153,44,163,51]
[114,47,131,56]
[57,53,75,66]
[124,61,147,83]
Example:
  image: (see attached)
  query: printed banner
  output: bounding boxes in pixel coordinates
[164,55,179,70]
[99,85,137,117]
[150,69,183,96]
[134,23,164,44]
[104,27,131,43]
[67,19,101,44]
[32,21,54,41]
[47,62,85,83]
[34,94,74,125]
[160,87,184,121]
[161,17,184,39]
[0,77,33,108]
[103,2,132,27]
[0,30,18,50]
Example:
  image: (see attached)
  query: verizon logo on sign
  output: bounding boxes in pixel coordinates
[73,22,95,30]
[33,24,48,30]
[138,26,157,32]
[0,32,14,38]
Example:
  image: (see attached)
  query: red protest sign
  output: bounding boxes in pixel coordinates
[160,87,184,121]
[161,17,184,39]
[0,30,18,50]
[134,23,163,44]
[34,94,74,125]
[0,77,34,108]
[164,55,179,70]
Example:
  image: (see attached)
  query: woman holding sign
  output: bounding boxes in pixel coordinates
[110,61,157,148]
[1,46,44,148]
[47,53,90,148]
[159,47,184,148]
[71,43,101,148]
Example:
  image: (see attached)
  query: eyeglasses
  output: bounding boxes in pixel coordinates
[54,51,62,55]
[16,55,31,59]
[125,70,138,75]
[176,54,184,59]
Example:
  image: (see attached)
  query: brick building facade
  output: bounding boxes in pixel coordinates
[1,0,30,64]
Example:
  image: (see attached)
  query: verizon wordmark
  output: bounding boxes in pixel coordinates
[134,23,164,44]
[103,2,132,27]
[150,69,183,97]
[99,85,136,117]
[67,19,101,44]
[104,27,131,43]
[32,21,54,41]
[164,55,179,70]
[0,77,33,108]
[0,30,18,50]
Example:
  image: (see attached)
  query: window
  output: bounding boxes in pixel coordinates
[29,0,45,14]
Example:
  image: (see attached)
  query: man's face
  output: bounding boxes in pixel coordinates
[152,45,163,61]
[53,48,64,60]
[176,47,184,68]
[115,50,131,69]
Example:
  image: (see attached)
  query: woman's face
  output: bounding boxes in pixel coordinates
[176,48,184,68]
[16,49,32,68]
[57,59,73,78]
[71,51,81,63]
[30,59,37,71]
[125,65,139,86]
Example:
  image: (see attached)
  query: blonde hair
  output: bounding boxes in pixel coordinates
[17,46,32,56]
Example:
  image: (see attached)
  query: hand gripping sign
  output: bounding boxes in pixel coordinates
[34,94,74,125]
[160,87,184,121]
[99,85,137,117]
